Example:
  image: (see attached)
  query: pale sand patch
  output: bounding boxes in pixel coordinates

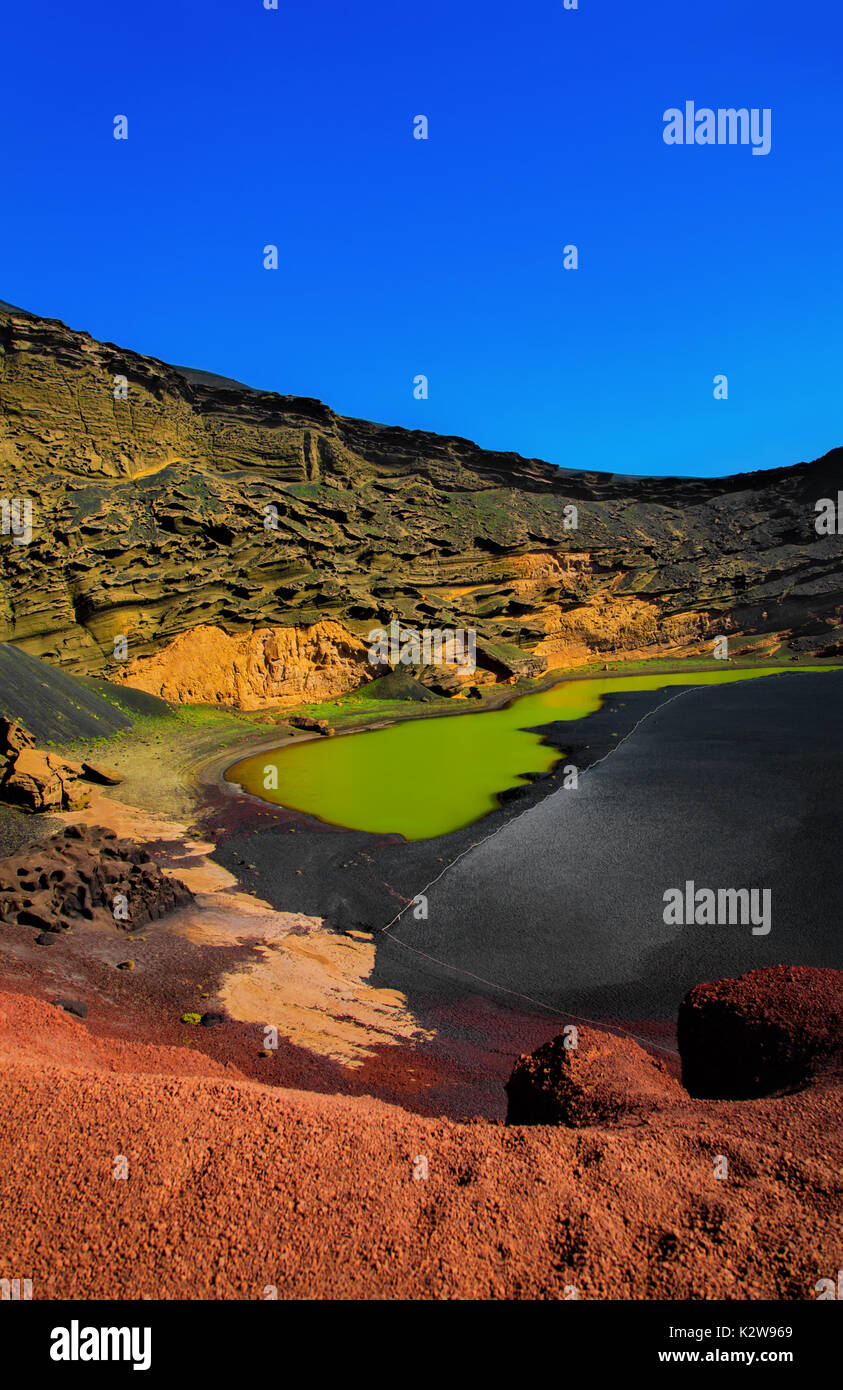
[58,791,431,1068]
[217,928,434,1068]
[59,789,235,894]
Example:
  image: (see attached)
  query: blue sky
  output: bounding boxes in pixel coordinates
[2,0,840,476]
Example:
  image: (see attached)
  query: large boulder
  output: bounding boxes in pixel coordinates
[678,965,843,1099]
[287,715,334,736]
[0,747,91,811]
[0,720,122,809]
[505,1025,680,1127]
[80,761,123,786]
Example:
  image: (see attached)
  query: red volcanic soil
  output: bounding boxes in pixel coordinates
[0,987,840,1301]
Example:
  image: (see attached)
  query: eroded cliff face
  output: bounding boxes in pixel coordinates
[117,621,373,709]
[1,298,842,706]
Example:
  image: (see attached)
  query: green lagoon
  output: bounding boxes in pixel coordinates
[225,667,834,841]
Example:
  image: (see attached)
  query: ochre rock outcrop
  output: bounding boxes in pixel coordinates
[0,717,89,811]
[505,1025,681,1127]
[0,717,121,811]
[1,747,92,811]
[678,965,843,1099]
[115,621,371,709]
[0,823,192,934]
[2,299,843,703]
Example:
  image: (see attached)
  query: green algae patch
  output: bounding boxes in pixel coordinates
[225,666,837,841]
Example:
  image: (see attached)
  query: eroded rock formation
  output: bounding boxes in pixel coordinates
[116,621,370,708]
[0,823,192,934]
[0,717,121,812]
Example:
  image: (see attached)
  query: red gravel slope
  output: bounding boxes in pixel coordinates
[0,989,839,1301]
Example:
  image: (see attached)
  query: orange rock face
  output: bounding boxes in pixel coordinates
[116,621,374,709]
[1,746,91,811]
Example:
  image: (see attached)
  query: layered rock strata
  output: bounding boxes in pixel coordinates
[2,299,842,705]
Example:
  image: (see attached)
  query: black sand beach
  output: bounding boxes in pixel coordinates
[206,670,843,1038]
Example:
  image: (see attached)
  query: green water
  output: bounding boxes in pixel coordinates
[225,667,835,841]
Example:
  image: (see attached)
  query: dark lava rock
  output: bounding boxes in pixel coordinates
[678,965,843,1099]
[288,715,334,736]
[505,1026,680,1127]
[0,824,193,934]
[35,932,55,946]
[200,1012,225,1028]
[51,997,88,1019]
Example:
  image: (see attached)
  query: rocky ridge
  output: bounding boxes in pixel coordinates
[2,300,842,705]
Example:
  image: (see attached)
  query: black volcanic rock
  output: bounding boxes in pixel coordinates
[362,670,440,701]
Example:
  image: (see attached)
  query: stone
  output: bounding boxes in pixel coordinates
[0,718,34,756]
[0,825,193,934]
[0,745,92,813]
[505,1025,680,1127]
[678,965,843,1099]
[288,714,334,735]
[81,762,123,786]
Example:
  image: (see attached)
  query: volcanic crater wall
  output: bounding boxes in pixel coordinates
[1,300,842,705]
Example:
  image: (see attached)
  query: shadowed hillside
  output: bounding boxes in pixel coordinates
[0,642,169,743]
